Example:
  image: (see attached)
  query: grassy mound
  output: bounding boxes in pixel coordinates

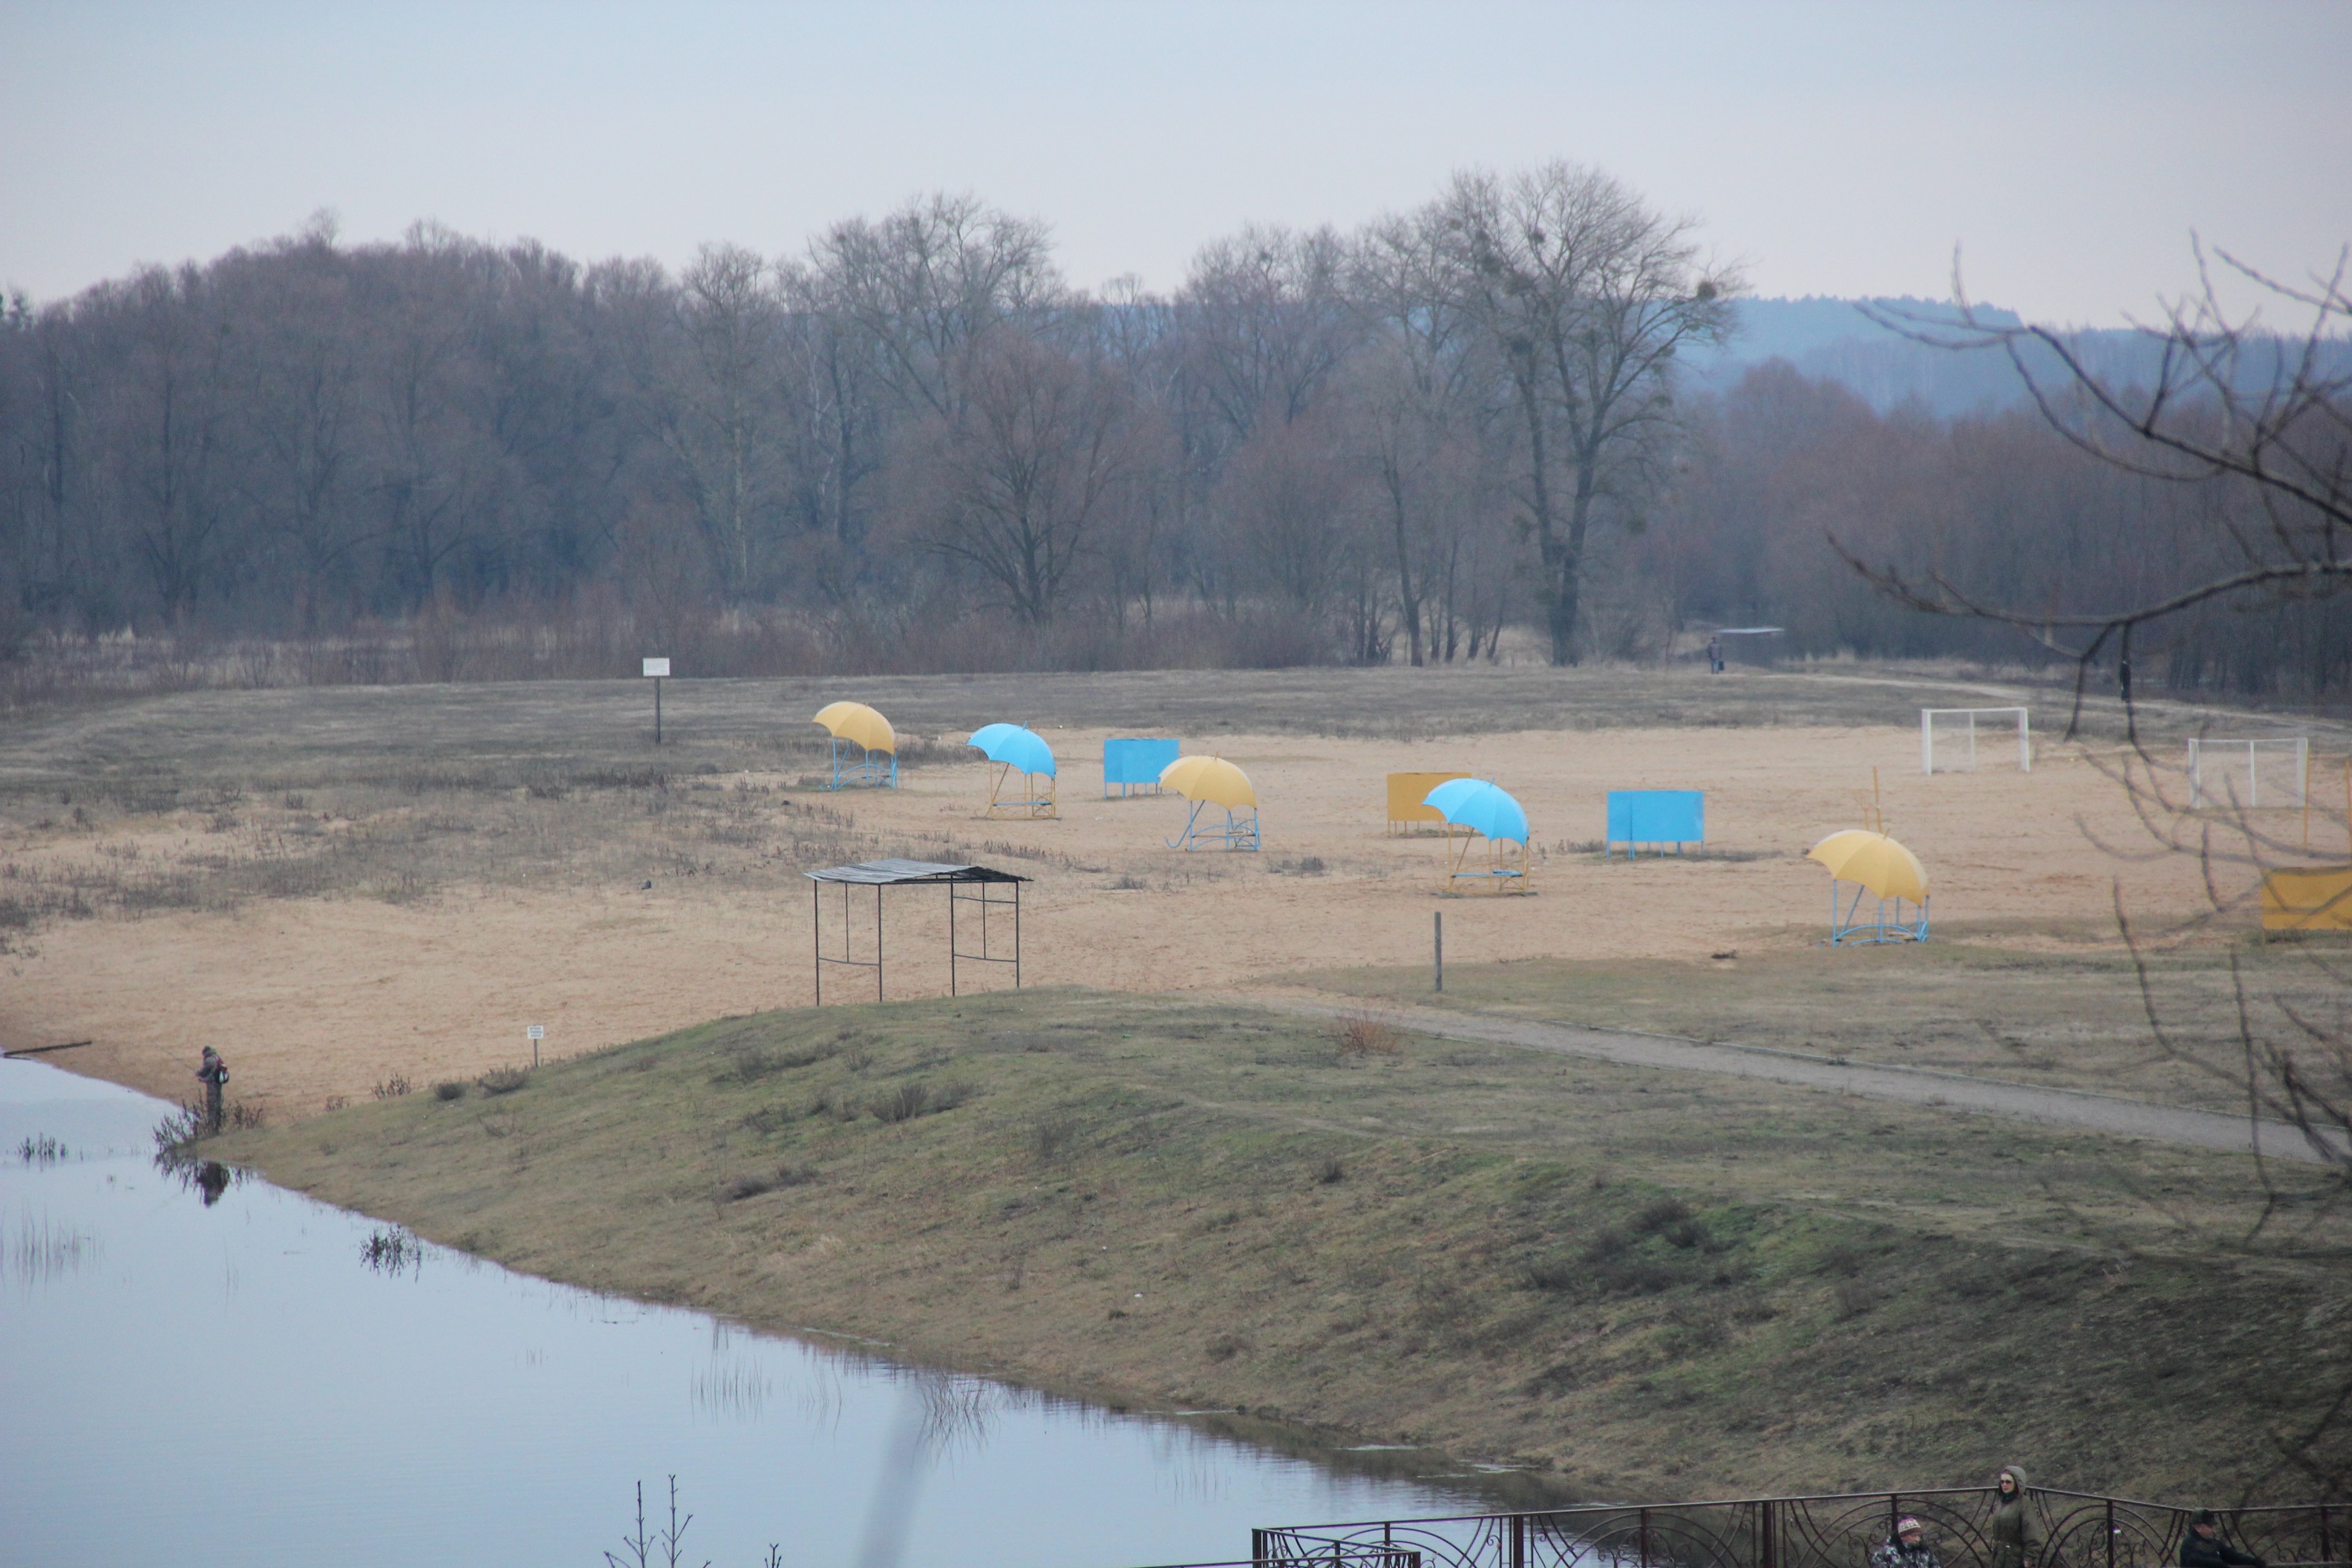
[216,986,2344,1501]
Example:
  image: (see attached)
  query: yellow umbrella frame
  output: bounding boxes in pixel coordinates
[1160,755,1261,851]
[812,702,898,789]
[1806,829,1931,945]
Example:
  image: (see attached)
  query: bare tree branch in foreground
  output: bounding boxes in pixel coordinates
[1841,243,2352,739]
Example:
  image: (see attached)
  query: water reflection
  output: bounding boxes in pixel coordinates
[0,1056,1501,1567]
[16,1132,71,1167]
[5,1210,100,1285]
[360,1225,423,1275]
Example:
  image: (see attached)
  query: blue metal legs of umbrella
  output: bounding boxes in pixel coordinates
[1166,800,1261,851]
[1825,878,1929,945]
[826,739,897,789]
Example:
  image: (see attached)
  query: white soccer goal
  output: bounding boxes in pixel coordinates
[2187,737,2310,809]
[1921,707,2032,774]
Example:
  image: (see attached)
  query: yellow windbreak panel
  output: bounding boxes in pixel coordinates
[1388,771,1471,826]
[2263,865,2352,931]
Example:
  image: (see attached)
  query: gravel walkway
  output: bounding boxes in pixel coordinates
[1253,994,2344,1166]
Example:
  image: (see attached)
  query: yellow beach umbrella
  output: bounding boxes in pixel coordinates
[1806,829,1929,904]
[812,701,895,755]
[1159,755,1257,809]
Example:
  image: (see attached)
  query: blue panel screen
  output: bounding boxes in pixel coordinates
[1104,738,1181,786]
[1606,789,1704,845]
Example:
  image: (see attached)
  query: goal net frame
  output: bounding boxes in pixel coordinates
[2187,737,2310,809]
[1920,708,2032,775]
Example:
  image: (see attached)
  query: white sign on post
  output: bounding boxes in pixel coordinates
[527,1023,545,1067]
[641,658,670,678]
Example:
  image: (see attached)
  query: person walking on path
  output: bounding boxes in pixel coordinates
[1873,1517,1942,1568]
[2180,1511,2265,1568]
[196,1046,229,1134]
[1708,635,1725,673]
[1987,1465,2045,1568]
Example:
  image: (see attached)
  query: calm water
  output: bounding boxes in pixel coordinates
[0,1058,1490,1566]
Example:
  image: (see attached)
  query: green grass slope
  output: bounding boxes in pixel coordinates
[216,987,2346,1503]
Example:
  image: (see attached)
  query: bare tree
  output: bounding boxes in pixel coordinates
[0,293,88,624]
[91,265,238,623]
[1433,162,1739,665]
[652,244,789,599]
[1350,210,1511,664]
[1214,411,1363,623]
[1176,224,1360,448]
[810,193,1064,423]
[365,227,488,612]
[908,328,1144,623]
[233,228,368,632]
[775,257,890,568]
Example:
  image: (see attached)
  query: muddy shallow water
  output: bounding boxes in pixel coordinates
[0,1058,1490,1567]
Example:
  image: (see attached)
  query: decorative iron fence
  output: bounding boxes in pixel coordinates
[1126,1555,1419,1568]
[1250,1490,2347,1568]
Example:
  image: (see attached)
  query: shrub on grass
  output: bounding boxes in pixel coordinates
[1635,1196,1693,1232]
[373,1075,412,1099]
[1834,1279,1887,1319]
[1333,1007,1403,1058]
[742,1104,797,1134]
[718,1162,818,1203]
[477,1065,528,1095]
[871,1080,967,1123]
[1523,1257,1580,1291]
[434,1080,467,1102]
[718,1171,775,1203]
[1031,1112,1083,1167]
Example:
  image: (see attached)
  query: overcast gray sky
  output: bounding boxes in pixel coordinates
[4,1,2347,325]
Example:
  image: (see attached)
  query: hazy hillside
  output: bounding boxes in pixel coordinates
[1687,296,2254,416]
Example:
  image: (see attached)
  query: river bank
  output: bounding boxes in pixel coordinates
[209,985,2351,1503]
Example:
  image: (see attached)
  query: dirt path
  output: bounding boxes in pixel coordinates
[1254,992,2343,1164]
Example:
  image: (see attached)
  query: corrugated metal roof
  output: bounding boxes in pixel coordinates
[804,858,1028,885]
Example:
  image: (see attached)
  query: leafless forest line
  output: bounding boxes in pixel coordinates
[3,163,2346,698]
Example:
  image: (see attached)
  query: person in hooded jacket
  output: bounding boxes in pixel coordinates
[1872,1516,1942,1568]
[2180,1510,2264,1568]
[1987,1465,2045,1568]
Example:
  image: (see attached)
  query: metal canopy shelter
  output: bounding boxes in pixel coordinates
[806,858,1029,1004]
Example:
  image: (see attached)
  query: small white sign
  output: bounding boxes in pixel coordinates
[642,658,670,678]
[526,1025,546,1040]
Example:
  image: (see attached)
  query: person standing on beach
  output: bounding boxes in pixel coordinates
[196,1046,229,1133]
[1987,1465,2045,1568]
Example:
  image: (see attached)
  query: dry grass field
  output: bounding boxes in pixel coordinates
[1,663,2342,1120]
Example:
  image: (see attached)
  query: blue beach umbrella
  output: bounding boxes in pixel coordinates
[967,724,1058,777]
[1422,778,1530,844]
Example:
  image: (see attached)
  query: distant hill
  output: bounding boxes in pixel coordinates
[1680,296,2327,419]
